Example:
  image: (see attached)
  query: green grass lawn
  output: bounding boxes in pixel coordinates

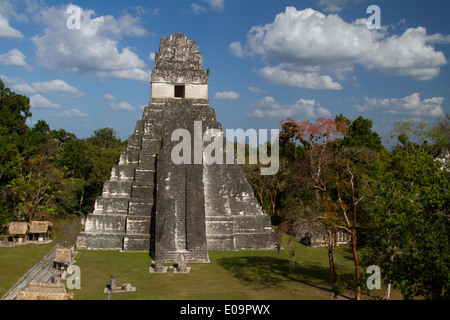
[69,240,360,300]
[0,242,56,297]
[0,230,398,300]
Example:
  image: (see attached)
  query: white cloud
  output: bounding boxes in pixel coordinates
[235,7,449,88]
[0,0,34,22]
[31,5,150,82]
[5,77,84,98]
[100,93,116,101]
[31,79,84,98]
[229,41,244,58]
[97,68,152,83]
[203,0,225,12]
[427,33,450,44]
[247,96,331,119]
[0,49,31,70]
[191,3,207,14]
[214,91,240,101]
[30,94,61,109]
[151,8,161,16]
[365,27,448,80]
[109,101,135,111]
[354,93,444,118]
[317,107,332,118]
[11,82,34,93]
[191,0,225,14]
[130,5,160,17]
[0,74,24,87]
[53,108,90,118]
[317,0,365,12]
[248,86,268,94]
[0,14,23,39]
[244,8,379,64]
[98,14,146,38]
[259,65,342,90]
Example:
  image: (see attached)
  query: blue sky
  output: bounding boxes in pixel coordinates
[1,0,449,146]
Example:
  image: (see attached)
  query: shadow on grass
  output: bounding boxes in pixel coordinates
[217,256,333,293]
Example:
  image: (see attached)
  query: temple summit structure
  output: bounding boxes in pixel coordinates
[76,33,275,262]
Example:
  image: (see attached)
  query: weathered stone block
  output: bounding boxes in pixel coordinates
[134,168,155,182]
[102,181,133,197]
[84,214,127,233]
[76,233,124,250]
[205,216,234,236]
[138,153,156,168]
[93,197,130,214]
[126,135,143,151]
[141,137,161,153]
[128,200,154,216]
[110,166,135,181]
[206,235,235,250]
[235,233,274,249]
[125,216,151,234]
[119,151,140,165]
[123,234,151,252]
[131,183,154,199]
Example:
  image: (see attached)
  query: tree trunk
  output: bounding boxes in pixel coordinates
[78,192,84,212]
[326,230,337,286]
[351,227,361,300]
[383,282,392,300]
[328,247,337,285]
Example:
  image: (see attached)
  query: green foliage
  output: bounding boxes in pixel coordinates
[0,79,32,185]
[362,150,449,299]
[0,78,126,226]
[390,115,449,156]
[87,127,124,149]
[7,170,63,222]
[0,79,31,136]
[57,131,125,214]
[336,114,383,151]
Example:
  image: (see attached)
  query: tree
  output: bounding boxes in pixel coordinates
[6,139,73,222]
[363,150,449,299]
[87,127,123,149]
[391,116,450,157]
[334,147,378,299]
[280,117,349,204]
[57,129,125,215]
[429,113,450,155]
[0,79,32,184]
[336,114,383,151]
[0,80,127,227]
[391,119,431,153]
[0,79,31,136]
[7,169,63,222]
[243,159,286,222]
[280,117,349,287]
[58,139,94,213]
[0,79,33,226]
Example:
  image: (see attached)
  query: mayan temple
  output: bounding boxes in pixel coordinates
[76,33,274,262]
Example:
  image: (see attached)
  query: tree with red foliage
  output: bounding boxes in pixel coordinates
[280,117,348,203]
[280,118,349,290]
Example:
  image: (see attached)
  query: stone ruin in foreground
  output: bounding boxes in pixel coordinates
[76,33,275,262]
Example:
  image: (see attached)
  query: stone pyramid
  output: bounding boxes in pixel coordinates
[76,33,274,262]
